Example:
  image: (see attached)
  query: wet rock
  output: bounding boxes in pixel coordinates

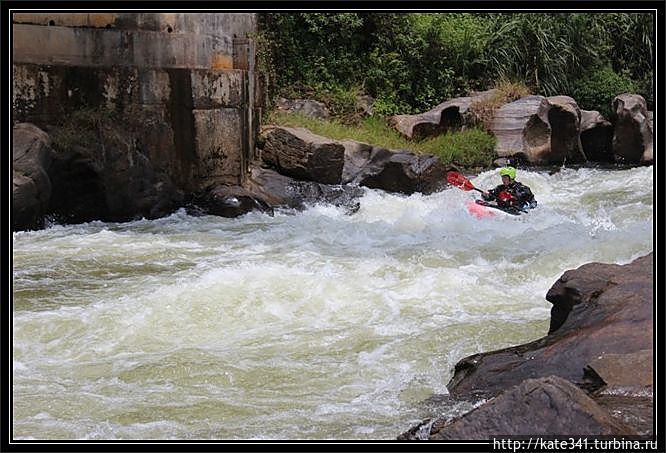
[401,376,636,440]
[341,141,447,195]
[246,165,363,214]
[12,123,53,231]
[194,185,273,218]
[47,119,183,224]
[611,94,653,164]
[261,126,346,184]
[446,253,653,398]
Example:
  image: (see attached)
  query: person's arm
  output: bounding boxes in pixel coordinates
[512,184,533,203]
[482,187,497,201]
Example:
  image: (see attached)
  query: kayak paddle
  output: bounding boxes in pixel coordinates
[446,171,484,193]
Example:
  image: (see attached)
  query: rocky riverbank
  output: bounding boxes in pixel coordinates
[399,252,654,439]
[13,91,653,232]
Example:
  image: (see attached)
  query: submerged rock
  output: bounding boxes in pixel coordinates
[193,185,274,218]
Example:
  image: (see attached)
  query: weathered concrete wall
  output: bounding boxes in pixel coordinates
[12,13,257,195]
[13,13,256,69]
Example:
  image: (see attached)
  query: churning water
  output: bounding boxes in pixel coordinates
[12,166,654,440]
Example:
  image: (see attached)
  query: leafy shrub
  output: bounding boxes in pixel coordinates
[570,66,637,117]
[258,13,653,119]
[428,128,497,167]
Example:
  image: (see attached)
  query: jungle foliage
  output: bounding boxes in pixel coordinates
[258,13,654,117]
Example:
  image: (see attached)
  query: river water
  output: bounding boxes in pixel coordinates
[12,166,654,440]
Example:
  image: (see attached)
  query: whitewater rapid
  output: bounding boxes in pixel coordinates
[12,166,654,440]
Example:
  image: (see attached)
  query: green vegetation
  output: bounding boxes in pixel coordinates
[267,111,496,167]
[258,13,653,115]
[50,106,114,152]
[257,13,653,167]
[570,67,637,118]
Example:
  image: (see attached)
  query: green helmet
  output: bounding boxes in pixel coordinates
[499,166,516,180]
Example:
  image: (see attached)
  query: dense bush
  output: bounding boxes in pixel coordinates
[257,12,653,116]
[570,67,637,117]
[430,128,497,167]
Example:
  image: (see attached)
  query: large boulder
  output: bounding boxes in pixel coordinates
[547,96,587,162]
[612,94,653,164]
[341,141,447,195]
[400,376,636,440]
[245,164,364,214]
[580,110,614,162]
[489,95,587,165]
[260,126,346,185]
[389,90,496,140]
[260,127,447,196]
[490,95,550,163]
[47,119,183,224]
[447,253,653,398]
[12,123,53,231]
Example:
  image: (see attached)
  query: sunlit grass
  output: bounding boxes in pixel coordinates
[265,111,497,167]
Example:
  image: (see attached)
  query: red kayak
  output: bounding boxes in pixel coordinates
[466,199,522,218]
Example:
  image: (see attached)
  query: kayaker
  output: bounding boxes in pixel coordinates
[481,167,537,211]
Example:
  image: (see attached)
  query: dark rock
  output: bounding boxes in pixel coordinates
[401,376,636,440]
[246,165,363,214]
[340,140,374,184]
[593,395,653,437]
[586,350,652,395]
[341,141,447,195]
[547,96,587,163]
[446,253,653,398]
[611,94,653,164]
[545,253,652,334]
[580,110,613,162]
[47,119,183,225]
[12,123,54,231]
[261,126,346,184]
[194,185,274,218]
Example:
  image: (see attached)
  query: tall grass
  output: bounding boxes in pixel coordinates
[266,111,496,167]
[471,80,532,128]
